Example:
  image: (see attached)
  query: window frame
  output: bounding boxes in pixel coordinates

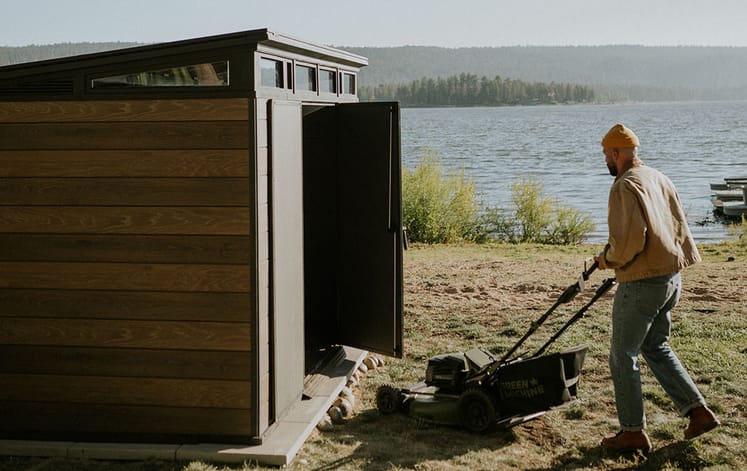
[293,61,318,94]
[341,72,356,95]
[259,57,285,89]
[254,52,359,100]
[318,67,338,95]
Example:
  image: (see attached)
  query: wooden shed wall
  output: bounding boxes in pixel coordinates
[0,98,256,443]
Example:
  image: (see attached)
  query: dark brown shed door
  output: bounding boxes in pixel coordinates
[335,102,403,358]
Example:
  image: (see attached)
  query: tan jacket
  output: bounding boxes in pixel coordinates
[598,163,701,282]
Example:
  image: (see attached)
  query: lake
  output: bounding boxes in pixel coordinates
[400,101,747,243]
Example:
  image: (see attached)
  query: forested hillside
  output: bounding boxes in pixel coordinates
[343,45,747,101]
[359,73,595,106]
[0,42,141,66]
[3,42,747,101]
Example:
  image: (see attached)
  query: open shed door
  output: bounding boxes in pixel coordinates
[270,100,305,420]
[336,102,403,358]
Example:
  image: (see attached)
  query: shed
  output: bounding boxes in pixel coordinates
[0,29,403,465]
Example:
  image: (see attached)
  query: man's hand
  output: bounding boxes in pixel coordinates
[594,254,607,269]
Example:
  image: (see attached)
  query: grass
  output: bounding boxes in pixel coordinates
[3,241,746,470]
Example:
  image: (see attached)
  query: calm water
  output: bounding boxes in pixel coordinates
[401,101,747,243]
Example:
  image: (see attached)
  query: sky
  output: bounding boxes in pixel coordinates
[3,0,747,48]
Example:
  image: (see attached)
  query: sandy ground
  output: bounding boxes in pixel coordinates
[403,243,746,328]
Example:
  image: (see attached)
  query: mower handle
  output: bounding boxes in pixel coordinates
[556,259,597,305]
[497,259,600,364]
[583,259,599,280]
[530,276,617,359]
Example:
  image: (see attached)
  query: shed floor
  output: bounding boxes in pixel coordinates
[0,346,367,468]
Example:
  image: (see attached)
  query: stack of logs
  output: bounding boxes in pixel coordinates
[317,355,385,431]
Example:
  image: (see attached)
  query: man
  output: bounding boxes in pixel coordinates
[594,123,720,454]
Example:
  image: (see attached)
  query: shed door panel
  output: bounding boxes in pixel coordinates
[336,102,403,358]
[270,100,305,419]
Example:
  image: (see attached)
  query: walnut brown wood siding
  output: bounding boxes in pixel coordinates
[0,98,256,443]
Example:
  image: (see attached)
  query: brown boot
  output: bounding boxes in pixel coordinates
[601,430,652,454]
[684,405,720,439]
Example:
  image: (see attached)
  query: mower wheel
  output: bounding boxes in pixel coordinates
[457,387,496,433]
[376,384,403,415]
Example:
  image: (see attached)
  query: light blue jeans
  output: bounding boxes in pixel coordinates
[610,272,705,431]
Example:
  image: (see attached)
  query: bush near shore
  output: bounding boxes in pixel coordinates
[403,148,595,245]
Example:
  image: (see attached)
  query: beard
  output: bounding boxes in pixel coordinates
[607,163,617,176]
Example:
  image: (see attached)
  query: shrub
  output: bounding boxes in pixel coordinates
[730,214,746,246]
[473,178,595,245]
[468,205,517,243]
[511,178,554,243]
[402,156,595,245]
[547,206,597,245]
[402,148,478,243]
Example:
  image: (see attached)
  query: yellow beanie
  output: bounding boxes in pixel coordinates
[601,123,640,148]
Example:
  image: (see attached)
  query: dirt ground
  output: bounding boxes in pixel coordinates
[404,243,746,323]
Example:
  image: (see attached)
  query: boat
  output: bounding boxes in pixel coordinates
[709,181,730,191]
[722,187,747,218]
[712,188,744,201]
[710,178,747,219]
[711,176,747,191]
[724,176,747,185]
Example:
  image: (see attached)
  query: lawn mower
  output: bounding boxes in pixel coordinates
[376,260,616,433]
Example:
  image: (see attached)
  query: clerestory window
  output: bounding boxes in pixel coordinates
[91,61,229,88]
